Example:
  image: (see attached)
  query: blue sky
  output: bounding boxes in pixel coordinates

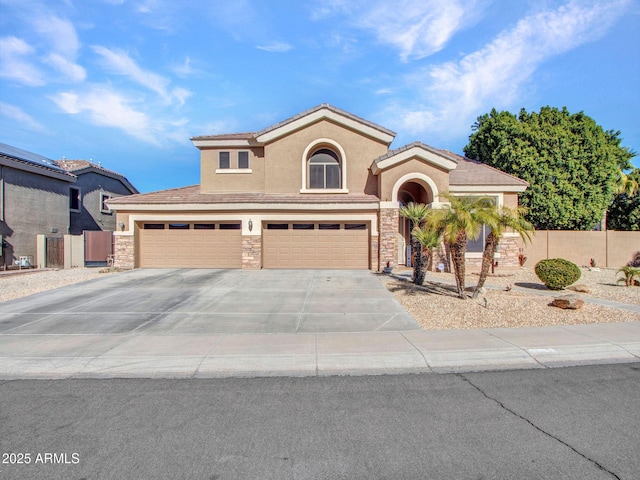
[1,0,639,193]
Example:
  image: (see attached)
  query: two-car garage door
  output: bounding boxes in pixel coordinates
[263,223,369,269]
[137,221,370,269]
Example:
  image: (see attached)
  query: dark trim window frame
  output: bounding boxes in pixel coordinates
[69,187,81,212]
[100,193,111,214]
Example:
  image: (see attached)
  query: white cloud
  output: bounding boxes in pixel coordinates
[30,13,86,83]
[92,46,169,98]
[359,0,486,61]
[387,0,631,139]
[43,53,87,83]
[312,0,486,61]
[51,86,158,144]
[32,14,81,58]
[0,36,45,86]
[171,56,195,77]
[257,42,293,53]
[91,46,190,105]
[0,102,46,132]
[50,84,193,145]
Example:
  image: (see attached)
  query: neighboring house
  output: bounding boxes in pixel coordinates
[0,143,139,269]
[0,143,75,268]
[55,160,139,235]
[109,104,528,271]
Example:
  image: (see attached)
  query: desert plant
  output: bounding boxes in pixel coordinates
[535,258,581,290]
[426,194,497,299]
[473,206,534,298]
[399,203,430,285]
[617,266,640,286]
[629,251,640,268]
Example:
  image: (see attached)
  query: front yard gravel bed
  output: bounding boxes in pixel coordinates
[381,267,639,330]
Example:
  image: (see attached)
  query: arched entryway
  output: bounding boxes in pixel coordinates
[395,178,435,266]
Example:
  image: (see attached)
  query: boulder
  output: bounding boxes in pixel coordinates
[551,294,584,310]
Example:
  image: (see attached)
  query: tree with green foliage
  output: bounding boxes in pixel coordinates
[426,194,496,299]
[464,106,635,230]
[607,168,640,231]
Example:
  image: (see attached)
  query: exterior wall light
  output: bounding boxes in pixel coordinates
[248,219,253,232]
[118,221,125,231]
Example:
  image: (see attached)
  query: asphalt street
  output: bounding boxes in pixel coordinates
[1,363,638,479]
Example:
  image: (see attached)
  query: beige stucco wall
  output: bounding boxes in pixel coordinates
[200,147,265,193]
[378,158,450,202]
[503,192,519,209]
[262,119,388,195]
[518,230,640,268]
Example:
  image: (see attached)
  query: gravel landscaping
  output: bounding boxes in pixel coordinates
[0,268,105,303]
[381,267,640,330]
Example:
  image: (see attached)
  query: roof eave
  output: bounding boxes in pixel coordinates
[449,184,528,193]
[0,156,76,183]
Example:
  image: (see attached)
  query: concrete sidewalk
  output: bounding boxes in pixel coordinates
[1,321,638,379]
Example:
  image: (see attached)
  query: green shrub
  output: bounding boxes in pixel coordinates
[535,258,581,290]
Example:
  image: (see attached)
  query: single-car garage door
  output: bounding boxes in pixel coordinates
[138,222,242,268]
[263,222,369,269]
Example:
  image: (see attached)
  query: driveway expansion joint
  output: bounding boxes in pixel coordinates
[456,373,622,480]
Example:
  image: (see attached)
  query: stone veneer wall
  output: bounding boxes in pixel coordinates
[379,208,399,270]
[242,236,262,269]
[113,235,134,269]
[370,234,379,271]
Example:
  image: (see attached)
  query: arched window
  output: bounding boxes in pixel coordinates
[308,148,341,189]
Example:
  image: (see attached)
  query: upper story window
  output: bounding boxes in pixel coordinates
[219,151,230,169]
[238,151,250,169]
[216,151,251,173]
[69,187,81,212]
[308,148,341,189]
[100,193,111,214]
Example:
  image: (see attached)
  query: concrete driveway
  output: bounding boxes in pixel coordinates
[0,269,419,335]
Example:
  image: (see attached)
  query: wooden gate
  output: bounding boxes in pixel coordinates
[46,237,64,268]
[84,231,113,266]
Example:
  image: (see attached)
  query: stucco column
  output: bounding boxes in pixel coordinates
[379,206,399,270]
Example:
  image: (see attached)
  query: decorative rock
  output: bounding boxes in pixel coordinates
[567,284,593,294]
[551,294,584,310]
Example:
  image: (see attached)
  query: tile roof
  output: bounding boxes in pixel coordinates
[255,103,397,138]
[55,159,139,194]
[373,141,459,164]
[108,185,380,205]
[190,132,255,141]
[443,151,529,186]
[190,104,396,142]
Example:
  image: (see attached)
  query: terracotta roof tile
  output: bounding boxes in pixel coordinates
[445,151,529,187]
[190,132,255,141]
[108,185,380,205]
[256,103,396,138]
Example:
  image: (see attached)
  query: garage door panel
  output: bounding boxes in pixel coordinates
[138,224,241,268]
[263,223,369,269]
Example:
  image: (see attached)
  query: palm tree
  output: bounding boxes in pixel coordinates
[427,194,496,299]
[399,203,429,284]
[412,226,441,273]
[472,206,534,299]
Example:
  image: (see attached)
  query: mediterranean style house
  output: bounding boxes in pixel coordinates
[109,104,528,271]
